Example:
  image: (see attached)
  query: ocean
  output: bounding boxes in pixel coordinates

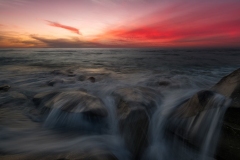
[0,48,239,160]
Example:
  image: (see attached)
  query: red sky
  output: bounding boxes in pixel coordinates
[0,0,240,48]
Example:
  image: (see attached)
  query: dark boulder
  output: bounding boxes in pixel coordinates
[112,87,161,159]
[212,68,240,108]
[49,91,108,117]
[47,79,64,86]
[212,68,240,160]
[216,107,240,160]
[88,77,96,83]
[166,90,230,156]
[78,75,86,81]
[172,90,220,118]
[33,91,108,132]
[32,91,60,108]
[0,84,10,92]
[0,91,28,106]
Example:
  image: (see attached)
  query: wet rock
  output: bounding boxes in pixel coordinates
[9,91,28,100]
[166,90,230,157]
[112,87,161,159]
[34,91,108,131]
[216,108,240,160]
[33,91,60,108]
[51,70,65,75]
[212,68,240,160]
[51,69,76,77]
[78,88,87,92]
[212,68,240,108]
[88,77,96,83]
[172,90,223,118]
[49,91,108,117]
[158,81,171,86]
[113,87,160,112]
[0,91,28,106]
[0,149,119,160]
[47,79,64,86]
[78,75,86,81]
[0,85,11,92]
[73,148,119,160]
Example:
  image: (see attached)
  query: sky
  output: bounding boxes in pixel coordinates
[0,0,240,48]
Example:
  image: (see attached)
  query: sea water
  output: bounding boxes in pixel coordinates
[0,48,239,159]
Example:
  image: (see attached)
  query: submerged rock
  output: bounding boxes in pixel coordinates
[47,79,64,86]
[113,87,161,159]
[88,76,96,83]
[0,91,28,106]
[51,69,76,76]
[78,75,86,81]
[158,81,171,86]
[0,84,11,92]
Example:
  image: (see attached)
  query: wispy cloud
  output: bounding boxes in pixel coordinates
[0,0,31,7]
[45,20,81,35]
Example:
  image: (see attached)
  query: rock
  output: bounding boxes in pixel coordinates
[33,91,60,107]
[172,90,225,118]
[113,87,160,112]
[51,69,76,77]
[165,90,230,156]
[212,68,240,108]
[112,87,161,159]
[49,91,108,117]
[72,149,119,160]
[88,77,96,83]
[47,79,64,86]
[78,75,86,81]
[0,84,10,91]
[34,91,108,131]
[0,149,120,160]
[216,108,240,160]
[158,81,171,86]
[9,91,28,100]
[0,91,28,106]
[212,68,240,160]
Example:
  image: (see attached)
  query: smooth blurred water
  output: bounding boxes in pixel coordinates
[0,48,239,159]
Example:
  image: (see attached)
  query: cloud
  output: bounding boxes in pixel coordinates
[45,20,81,35]
[30,35,104,48]
[94,1,240,48]
[0,0,31,8]
[0,31,43,47]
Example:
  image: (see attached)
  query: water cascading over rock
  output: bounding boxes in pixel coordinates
[33,91,109,133]
[112,87,162,160]
[144,90,231,160]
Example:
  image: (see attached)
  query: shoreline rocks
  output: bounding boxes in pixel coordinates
[32,91,108,132]
[0,85,11,92]
[212,68,240,108]
[212,68,240,160]
[112,87,162,160]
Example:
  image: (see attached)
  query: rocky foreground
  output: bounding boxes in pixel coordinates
[0,68,239,160]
